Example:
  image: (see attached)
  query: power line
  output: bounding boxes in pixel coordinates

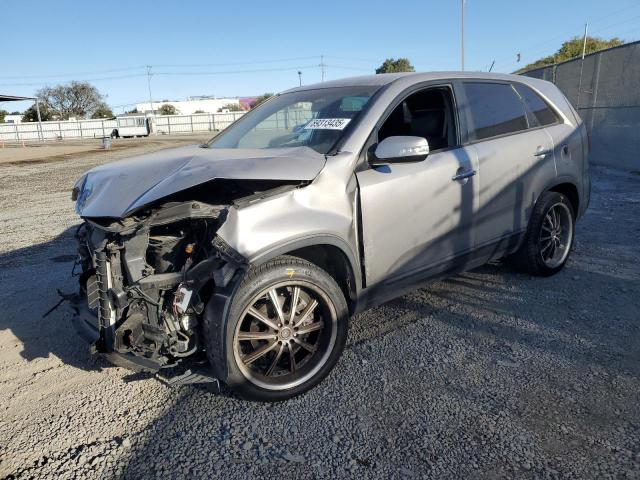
[155,65,320,76]
[500,19,640,74]
[0,64,328,87]
[323,55,380,63]
[0,57,324,81]
[153,56,319,68]
[323,64,374,72]
[0,73,148,87]
[588,12,640,36]
[490,2,640,70]
[0,66,146,80]
[585,2,640,26]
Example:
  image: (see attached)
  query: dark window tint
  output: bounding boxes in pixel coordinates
[378,87,456,150]
[463,82,528,141]
[513,83,559,127]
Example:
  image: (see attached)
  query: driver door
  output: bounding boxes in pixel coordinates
[356,148,478,288]
[355,86,478,288]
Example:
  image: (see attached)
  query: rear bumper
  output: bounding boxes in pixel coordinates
[69,296,163,372]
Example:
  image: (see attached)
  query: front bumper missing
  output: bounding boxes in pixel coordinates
[70,295,164,372]
[69,296,221,389]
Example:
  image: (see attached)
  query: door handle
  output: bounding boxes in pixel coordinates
[452,169,476,182]
[534,148,551,158]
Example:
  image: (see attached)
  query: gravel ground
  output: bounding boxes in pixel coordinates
[0,141,639,479]
[0,134,210,165]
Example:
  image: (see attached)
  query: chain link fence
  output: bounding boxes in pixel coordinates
[521,40,640,170]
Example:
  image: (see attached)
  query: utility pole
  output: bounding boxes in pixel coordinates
[146,65,156,134]
[581,22,589,60]
[298,71,302,86]
[320,54,326,82]
[35,99,43,141]
[461,0,465,71]
[577,22,588,110]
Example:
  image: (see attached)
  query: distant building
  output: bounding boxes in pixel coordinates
[239,97,258,110]
[135,97,242,115]
[4,114,23,124]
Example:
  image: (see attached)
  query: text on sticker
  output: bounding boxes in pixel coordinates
[304,118,351,130]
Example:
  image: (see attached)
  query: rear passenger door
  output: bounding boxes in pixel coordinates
[457,81,556,250]
[513,82,581,187]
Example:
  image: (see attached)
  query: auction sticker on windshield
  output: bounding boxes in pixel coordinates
[304,118,351,130]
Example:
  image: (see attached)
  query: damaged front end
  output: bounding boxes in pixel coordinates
[66,138,330,384]
[69,180,290,375]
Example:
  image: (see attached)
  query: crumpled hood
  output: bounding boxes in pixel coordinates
[75,144,326,218]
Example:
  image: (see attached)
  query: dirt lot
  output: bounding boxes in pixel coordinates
[0,138,638,479]
[0,134,211,166]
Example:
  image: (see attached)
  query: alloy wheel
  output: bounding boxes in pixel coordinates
[233,281,337,390]
[539,202,573,268]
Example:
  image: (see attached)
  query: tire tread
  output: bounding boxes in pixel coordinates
[510,191,574,277]
[203,255,348,402]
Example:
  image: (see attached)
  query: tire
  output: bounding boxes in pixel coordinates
[510,191,575,277]
[204,255,349,401]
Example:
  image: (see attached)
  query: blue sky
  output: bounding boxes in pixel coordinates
[2,0,640,113]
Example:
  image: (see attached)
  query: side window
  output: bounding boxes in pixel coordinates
[513,83,559,127]
[377,87,457,151]
[462,82,528,141]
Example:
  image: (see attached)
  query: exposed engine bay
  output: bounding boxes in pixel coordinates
[71,179,300,372]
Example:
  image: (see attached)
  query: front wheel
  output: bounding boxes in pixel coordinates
[205,256,349,401]
[510,191,575,276]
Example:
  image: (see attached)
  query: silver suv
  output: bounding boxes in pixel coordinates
[70,72,590,401]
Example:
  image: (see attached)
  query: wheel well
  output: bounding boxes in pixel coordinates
[549,182,579,215]
[286,244,357,314]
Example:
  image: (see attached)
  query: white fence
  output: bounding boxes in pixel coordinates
[0,112,246,143]
[153,112,244,135]
[0,118,118,142]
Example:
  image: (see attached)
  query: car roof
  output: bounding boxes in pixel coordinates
[282,71,535,93]
[279,71,576,128]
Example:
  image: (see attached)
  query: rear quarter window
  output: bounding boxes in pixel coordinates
[513,83,560,127]
[462,82,528,141]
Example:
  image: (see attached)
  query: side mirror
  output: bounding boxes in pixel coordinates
[370,136,430,166]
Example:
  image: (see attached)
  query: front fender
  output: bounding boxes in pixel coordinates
[216,157,361,288]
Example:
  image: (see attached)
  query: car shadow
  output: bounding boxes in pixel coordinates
[0,226,109,372]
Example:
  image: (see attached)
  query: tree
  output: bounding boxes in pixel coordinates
[250,93,274,109]
[22,104,53,122]
[126,107,138,114]
[520,36,624,71]
[91,103,114,119]
[375,58,415,74]
[0,110,7,123]
[35,81,108,120]
[158,104,178,115]
[194,109,205,114]
[218,103,243,112]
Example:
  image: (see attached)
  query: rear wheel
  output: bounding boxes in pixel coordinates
[510,191,575,276]
[205,256,348,401]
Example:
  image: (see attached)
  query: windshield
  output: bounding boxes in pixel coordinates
[207,86,379,154]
